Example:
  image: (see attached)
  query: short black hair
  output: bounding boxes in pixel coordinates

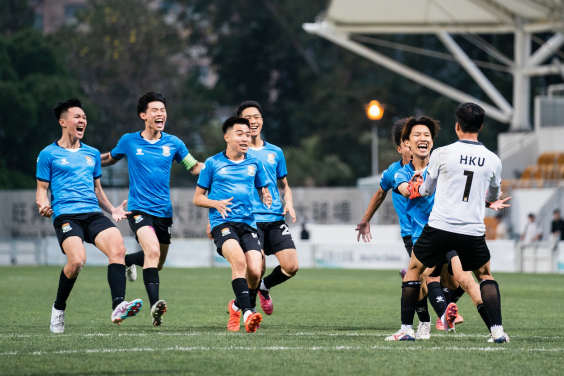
[53,98,82,120]
[222,117,250,134]
[455,103,484,133]
[392,118,409,147]
[401,116,440,142]
[137,91,166,117]
[554,209,560,214]
[528,213,535,218]
[237,101,262,117]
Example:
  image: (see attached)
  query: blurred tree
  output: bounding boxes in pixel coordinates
[0,0,34,36]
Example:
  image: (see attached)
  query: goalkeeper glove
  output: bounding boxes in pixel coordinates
[407,179,423,199]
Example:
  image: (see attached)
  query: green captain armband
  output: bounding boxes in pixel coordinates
[181,154,198,171]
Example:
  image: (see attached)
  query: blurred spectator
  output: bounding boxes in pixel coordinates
[300,223,310,240]
[551,209,564,241]
[521,213,542,243]
[494,213,509,240]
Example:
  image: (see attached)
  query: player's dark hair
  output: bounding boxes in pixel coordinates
[236,101,262,117]
[137,91,166,116]
[222,117,250,134]
[401,116,440,142]
[53,98,82,120]
[455,103,484,133]
[392,118,409,147]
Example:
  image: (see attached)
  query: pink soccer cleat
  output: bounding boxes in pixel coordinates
[259,289,273,315]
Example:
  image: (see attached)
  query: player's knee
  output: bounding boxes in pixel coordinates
[144,244,161,261]
[69,259,86,276]
[282,263,298,277]
[246,266,262,284]
[112,243,127,260]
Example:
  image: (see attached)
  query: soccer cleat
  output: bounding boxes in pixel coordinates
[227,299,241,332]
[244,311,262,333]
[125,264,137,282]
[111,299,143,325]
[454,313,464,325]
[399,268,407,279]
[50,305,65,333]
[444,302,458,332]
[258,288,273,315]
[491,330,510,343]
[385,329,415,341]
[415,322,431,339]
[436,317,445,331]
[151,300,167,327]
[487,333,494,343]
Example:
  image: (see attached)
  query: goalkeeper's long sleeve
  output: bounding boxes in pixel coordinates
[485,184,501,204]
[419,175,438,197]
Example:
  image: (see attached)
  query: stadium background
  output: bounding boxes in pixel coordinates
[1,1,564,375]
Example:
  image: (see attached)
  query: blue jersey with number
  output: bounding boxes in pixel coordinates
[248,142,287,223]
[394,162,435,244]
[36,142,102,219]
[380,159,411,237]
[110,131,189,217]
[197,151,268,230]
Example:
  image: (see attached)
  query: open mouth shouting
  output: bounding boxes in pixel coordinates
[416,142,429,154]
[76,124,85,137]
[155,119,165,128]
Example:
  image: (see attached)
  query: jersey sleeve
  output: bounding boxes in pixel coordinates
[379,168,393,191]
[276,149,288,179]
[255,160,268,189]
[174,138,190,163]
[94,150,102,179]
[490,158,502,187]
[426,150,440,179]
[36,149,51,182]
[196,158,213,190]
[393,167,411,188]
[110,134,127,160]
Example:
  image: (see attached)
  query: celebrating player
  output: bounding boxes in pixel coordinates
[390,103,511,343]
[37,98,143,333]
[237,101,298,315]
[100,91,203,326]
[193,117,272,333]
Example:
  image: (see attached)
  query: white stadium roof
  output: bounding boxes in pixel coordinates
[304,0,564,130]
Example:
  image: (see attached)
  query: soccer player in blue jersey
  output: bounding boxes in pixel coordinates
[36,98,143,333]
[236,101,298,316]
[100,92,203,326]
[193,117,272,333]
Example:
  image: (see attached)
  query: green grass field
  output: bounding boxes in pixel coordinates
[1,266,564,376]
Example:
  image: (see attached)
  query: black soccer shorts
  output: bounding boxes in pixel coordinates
[256,220,296,256]
[414,224,491,272]
[211,222,262,257]
[402,235,413,257]
[127,210,173,245]
[53,212,116,253]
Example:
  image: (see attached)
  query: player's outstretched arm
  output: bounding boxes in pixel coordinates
[93,179,131,221]
[397,182,410,198]
[355,187,387,242]
[193,187,233,219]
[278,177,296,223]
[188,161,204,175]
[100,152,119,167]
[486,196,511,211]
[36,180,53,218]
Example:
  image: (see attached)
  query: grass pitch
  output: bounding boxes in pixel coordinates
[1,266,564,376]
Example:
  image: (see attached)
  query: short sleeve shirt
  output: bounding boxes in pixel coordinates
[380,159,411,237]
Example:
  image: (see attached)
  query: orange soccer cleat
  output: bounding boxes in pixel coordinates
[455,313,464,325]
[244,312,262,333]
[436,317,445,331]
[227,299,241,332]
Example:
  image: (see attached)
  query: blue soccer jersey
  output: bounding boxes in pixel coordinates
[380,159,411,237]
[197,151,268,230]
[36,142,102,219]
[248,142,287,223]
[394,162,435,244]
[110,132,189,217]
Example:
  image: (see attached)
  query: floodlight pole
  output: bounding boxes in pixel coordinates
[372,122,379,176]
[512,24,532,131]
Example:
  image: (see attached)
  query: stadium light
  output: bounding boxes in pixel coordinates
[366,100,384,176]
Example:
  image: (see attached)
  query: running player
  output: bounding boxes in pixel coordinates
[389,103,511,343]
[237,101,298,315]
[100,91,203,326]
[355,118,433,339]
[193,117,272,333]
[37,98,143,333]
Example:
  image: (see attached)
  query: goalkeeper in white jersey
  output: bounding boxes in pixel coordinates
[388,103,511,343]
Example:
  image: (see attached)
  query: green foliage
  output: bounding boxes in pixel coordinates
[0,158,35,188]
[0,0,34,35]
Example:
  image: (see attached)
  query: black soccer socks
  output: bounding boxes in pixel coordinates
[249,288,258,309]
[415,296,431,323]
[427,281,447,318]
[108,263,126,309]
[451,286,466,304]
[143,268,160,307]
[480,280,502,327]
[54,269,77,311]
[401,281,421,326]
[125,251,145,267]
[263,265,292,289]
[477,303,492,332]
[232,278,252,313]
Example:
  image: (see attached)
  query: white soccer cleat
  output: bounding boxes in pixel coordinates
[125,265,137,282]
[415,322,431,340]
[151,300,167,327]
[487,333,494,343]
[50,305,65,333]
[111,299,143,325]
[385,329,415,341]
[491,330,510,343]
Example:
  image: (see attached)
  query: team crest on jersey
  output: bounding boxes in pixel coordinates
[85,156,94,166]
[247,165,256,176]
[62,223,72,233]
[267,153,276,164]
[162,146,171,156]
[61,158,69,165]
[221,228,231,236]
[136,149,144,155]
[134,215,143,224]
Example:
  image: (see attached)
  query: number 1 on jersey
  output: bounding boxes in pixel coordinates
[462,170,474,202]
